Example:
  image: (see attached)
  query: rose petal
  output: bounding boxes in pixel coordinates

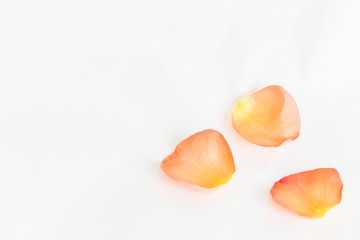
[270,168,343,218]
[161,129,236,188]
[232,85,300,147]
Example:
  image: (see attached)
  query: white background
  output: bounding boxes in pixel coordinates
[1,0,360,239]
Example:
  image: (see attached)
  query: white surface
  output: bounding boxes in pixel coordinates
[0,1,360,239]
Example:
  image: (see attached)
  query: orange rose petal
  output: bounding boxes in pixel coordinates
[270,168,343,218]
[161,129,236,188]
[232,85,300,147]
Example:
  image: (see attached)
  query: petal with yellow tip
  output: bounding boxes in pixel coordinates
[270,168,343,218]
[232,85,300,147]
[161,129,236,188]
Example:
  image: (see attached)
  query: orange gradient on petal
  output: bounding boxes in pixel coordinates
[270,168,343,218]
[161,129,236,188]
[232,85,300,147]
